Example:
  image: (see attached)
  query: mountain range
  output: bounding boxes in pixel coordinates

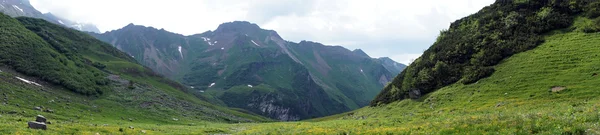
[0,0,406,121]
[90,21,406,120]
[2,0,600,134]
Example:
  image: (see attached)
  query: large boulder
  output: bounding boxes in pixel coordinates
[27,121,47,130]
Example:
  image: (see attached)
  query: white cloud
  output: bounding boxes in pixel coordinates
[391,53,423,65]
[29,0,494,64]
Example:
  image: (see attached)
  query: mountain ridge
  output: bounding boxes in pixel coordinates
[90,21,406,120]
[0,0,101,33]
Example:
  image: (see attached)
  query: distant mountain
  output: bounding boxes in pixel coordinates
[90,21,406,120]
[43,13,101,33]
[376,57,406,76]
[0,0,101,33]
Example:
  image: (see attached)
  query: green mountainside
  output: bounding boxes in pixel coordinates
[372,0,600,106]
[90,21,406,120]
[227,0,600,134]
[0,13,269,134]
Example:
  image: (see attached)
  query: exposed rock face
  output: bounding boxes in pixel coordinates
[247,95,300,121]
[409,89,422,99]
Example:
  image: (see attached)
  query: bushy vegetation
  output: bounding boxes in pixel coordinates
[0,14,115,96]
[372,0,600,105]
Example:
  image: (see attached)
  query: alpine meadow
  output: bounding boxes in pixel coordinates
[1,0,600,134]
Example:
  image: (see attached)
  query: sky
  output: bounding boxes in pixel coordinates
[30,0,495,65]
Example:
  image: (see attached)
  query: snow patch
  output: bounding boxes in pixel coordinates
[248,85,253,88]
[221,47,224,50]
[360,69,363,72]
[16,77,42,86]
[190,86,195,89]
[202,37,214,45]
[71,23,83,30]
[251,40,260,46]
[12,5,23,12]
[58,20,64,25]
[199,90,205,93]
[209,83,216,87]
[245,34,248,36]
[178,46,183,59]
[201,37,210,42]
[214,41,217,44]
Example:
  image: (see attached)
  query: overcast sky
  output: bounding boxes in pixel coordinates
[30,0,495,65]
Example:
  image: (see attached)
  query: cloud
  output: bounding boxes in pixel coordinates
[29,0,494,65]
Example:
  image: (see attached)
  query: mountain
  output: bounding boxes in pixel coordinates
[90,21,406,120]
[3,0,600,134]
[0,0,101,33]
[0,12,269,133]
[371,0,598,104]
[376,57,406,76]
[42,13,101,33]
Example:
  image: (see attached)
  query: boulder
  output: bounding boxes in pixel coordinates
[28,121,47,130]
[33,106,42,111]
[36,115,46,123]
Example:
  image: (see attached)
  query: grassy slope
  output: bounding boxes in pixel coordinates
[228,19,600,134]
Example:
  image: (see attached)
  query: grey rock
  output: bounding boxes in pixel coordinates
[33,106,42,111]
[43,109,54,113]
[36,115,46,123]
[28,121,47,130]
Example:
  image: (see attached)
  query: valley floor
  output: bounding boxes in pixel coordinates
[2,27,600,135]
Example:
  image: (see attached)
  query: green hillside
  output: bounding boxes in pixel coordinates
[225,6,600,135]
[0,13,269,134]
[372,0,599,106]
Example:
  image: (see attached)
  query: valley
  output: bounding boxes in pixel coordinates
[1,0,600,134]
